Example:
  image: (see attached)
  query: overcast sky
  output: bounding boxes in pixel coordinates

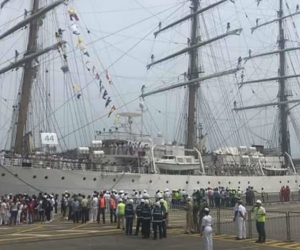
[1,0,300,156]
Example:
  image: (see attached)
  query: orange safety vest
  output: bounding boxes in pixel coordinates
[99,197,105,208]
[110,198,116,209]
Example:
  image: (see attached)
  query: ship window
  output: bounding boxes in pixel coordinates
[280,181,282,183]
[33,175,36,179]
[228,182,231,184]
[61,176,65,180]
[177,158,184,163]
[186,158,192,163]
[218,181,221,185]
[45,176,48,179]
[150,180,152,183]
[1,173,5,177]
[287,181,289,183]
[208,181,210,185]
[186,181,188,184]
[14,174,18,177]
[93,178,97,181]
[248,181,250,184]
[132,179,134,183]
[113,179,116,182]
[238,181,241,184]
[296,180,298,183]
[83,177,86,181]
[197,181,200,184]
[166,181,169,184]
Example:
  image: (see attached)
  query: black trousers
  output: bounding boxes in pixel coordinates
[81,207,88,223]
[125,217,133,235]
[152,222,162,239]
[97,208,105,223]
[143,219,151,238]
[110,209,116,223]
[161,220,167,237]
[135,218,143,235]
[256,222,266,242]
[73,211,79,223]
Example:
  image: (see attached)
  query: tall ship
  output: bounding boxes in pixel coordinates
[0,0,299,195]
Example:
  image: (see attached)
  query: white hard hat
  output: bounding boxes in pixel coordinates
[187,196,192,201]
[118,199,123,202]
[143,193,149,199]
[143,190,147,193]
[165,188,169,191]
[141,199,145,203]
[155,202,160,206]
[256,200,262,204]
[119,190,124,193]
[159,199,164,203]
[144,200,149,205]
[128,199,133,204]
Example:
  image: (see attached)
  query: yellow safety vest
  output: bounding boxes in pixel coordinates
[118,203,125,215]
[163,200,168,213]
[254,207,266,222]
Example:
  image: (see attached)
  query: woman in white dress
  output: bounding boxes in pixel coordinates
[201,207,213,250]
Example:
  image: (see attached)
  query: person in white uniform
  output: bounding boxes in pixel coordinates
[234,199,247,239]
[201,207,213,250]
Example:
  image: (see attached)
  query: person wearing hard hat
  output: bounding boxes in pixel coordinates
[251,200,266,243]
[201,207,213,250]
[134,199,144,236]
[141,199,151,239]
[116,199,125,230]
[184,196,194,234]
[125,199,134,235]
[152,202,163,240]
[233,198,246,240]
[159,198,167,238]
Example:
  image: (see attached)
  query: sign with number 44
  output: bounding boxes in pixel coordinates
[41,133,59,145]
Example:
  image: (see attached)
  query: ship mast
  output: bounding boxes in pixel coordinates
[0,0,65,154]
[234,0,300,162]
[278,0,290,158]
[142,0,241,148]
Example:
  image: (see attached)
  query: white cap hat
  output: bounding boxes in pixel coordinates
[256,200,262,204]
[204,207,210,212]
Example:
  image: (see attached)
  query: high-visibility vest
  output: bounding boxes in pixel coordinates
[110,198,116,209]
[254,207,266,222]
[118,203,125,215]
[99,197,105,208]
[163,200,168,213]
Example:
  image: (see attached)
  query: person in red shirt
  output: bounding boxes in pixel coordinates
[109,195,117,223]
[97,193,106,224]
[27,199,35,224]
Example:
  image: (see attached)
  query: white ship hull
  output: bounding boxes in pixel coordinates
[0,166,298,195]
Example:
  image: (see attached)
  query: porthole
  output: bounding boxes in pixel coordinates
[61,176,65,180]
[166,181,169,184]
[228,182,231,185]
[280,181,282,183]
[248,181,250,184]
[208,181,210,185]
[296,180,298,183]
[287,181,290,183]
[132,179,134,183]
[113,178,116,182]
[1,173,5,177]
[197,181,200,184]
[14,174,18,177]
[150,180,152,183]
[93,178,96,181]
[33,175,36,179]
[45,176,48,179]
[186,181,188,184]
[83,177,86,181]
[238,181,241,184]
[218,181,221,185]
